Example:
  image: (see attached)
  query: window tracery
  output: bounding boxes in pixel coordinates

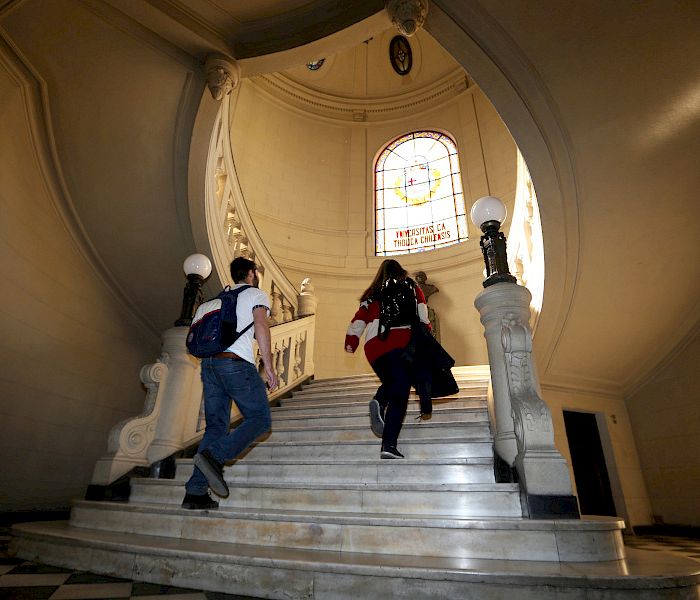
[375,131,468,255]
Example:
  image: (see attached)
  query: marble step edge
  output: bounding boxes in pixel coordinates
[130,479,519,492]
[305,371,489,389]
[277,396,487,410]
[71,500,621,533]
[11,521,700,592]
[281,394,487,407]
[239,436,493,447]
[266,421,490,433]
[271,408,489,421]
[291,385,488,399]
[301,375,490,393]
[175,457,495,466]
[298,379,488,394]
[272,402,488,414]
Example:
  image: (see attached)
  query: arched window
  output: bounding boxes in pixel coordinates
[375,131,468,255]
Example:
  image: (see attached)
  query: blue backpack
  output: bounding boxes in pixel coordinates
[186,285,253,358]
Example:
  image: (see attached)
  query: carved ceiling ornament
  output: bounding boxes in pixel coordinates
[205,54,240,101]
[385,0,429,37]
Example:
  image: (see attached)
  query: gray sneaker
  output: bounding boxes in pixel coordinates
[369,397,384,437]
[194,450,229,498]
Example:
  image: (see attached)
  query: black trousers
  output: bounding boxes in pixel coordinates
[371,348,412,448]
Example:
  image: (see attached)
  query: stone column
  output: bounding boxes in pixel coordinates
[475,282,579,518]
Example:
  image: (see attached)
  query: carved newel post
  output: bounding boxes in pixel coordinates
[297,277,318,317]
[89,255,211,490]
[471,197,579,519]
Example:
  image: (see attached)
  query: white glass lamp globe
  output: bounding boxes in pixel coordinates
[183,253,212,278]
[470,196,507,228]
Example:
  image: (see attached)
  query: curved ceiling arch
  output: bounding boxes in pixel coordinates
[190,1,579,373]
[423,1,579,373]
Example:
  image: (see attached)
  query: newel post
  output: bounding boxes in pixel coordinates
[471,197,579,519]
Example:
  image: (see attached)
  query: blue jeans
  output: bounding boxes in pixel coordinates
[185,358,271,494]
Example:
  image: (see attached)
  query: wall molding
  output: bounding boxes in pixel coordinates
[251,69,472,123]
[0,28,160,339]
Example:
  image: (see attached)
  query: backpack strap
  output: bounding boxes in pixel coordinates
[220,284,254,333]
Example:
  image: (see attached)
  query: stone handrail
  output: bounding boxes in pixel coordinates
[506,152,544,331]
[91,314,316,487]
[206,93,300,325]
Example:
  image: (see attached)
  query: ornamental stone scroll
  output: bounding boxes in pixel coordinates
[385,0,429,37]
[475,281,578,518]
[205,54,240,101]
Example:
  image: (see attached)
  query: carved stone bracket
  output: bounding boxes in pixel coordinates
[385,0,429,36]
[502,322,554,453]
[205,54,240,101]
[92,360,168,485]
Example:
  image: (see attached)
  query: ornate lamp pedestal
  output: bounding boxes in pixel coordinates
[475,283,579,518]
[471,196,579,518]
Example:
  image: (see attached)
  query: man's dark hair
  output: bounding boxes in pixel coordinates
[230,257,257,283]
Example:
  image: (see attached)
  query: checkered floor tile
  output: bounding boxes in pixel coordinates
[622,534,700,561]
[1,527,698,598]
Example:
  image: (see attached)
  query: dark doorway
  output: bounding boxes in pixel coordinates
[563,411,617,516]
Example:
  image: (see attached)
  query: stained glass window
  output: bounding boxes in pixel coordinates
[389,36,412,75]
[375,131,468,255]
[306,59,325,71]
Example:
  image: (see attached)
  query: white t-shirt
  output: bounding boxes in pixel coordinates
[224,284,270,364]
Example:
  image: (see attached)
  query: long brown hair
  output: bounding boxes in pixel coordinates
[361,259,408,301]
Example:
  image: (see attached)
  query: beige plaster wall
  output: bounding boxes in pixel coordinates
[542,385,653,528]
[0,65,157,511]
[625,330,700,527]
[230,81,517,378]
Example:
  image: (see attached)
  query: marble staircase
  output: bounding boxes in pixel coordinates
[10,368,700,599]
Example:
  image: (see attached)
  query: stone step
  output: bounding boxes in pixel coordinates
[303,373,380,387]
[67,501,623,562]
[302,366,490,391]
[173,457,496,484]
[290,381,488,400]
[240,438,494,461]
[276,396,486,413]
[280,391,487,407]
[271,406,489,427]
[14,519,690,600]
[129,479,523,518]
[264,421,491,443]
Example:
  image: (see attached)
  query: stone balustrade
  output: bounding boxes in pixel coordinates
[91,312,316,487]
[207,95,299,325]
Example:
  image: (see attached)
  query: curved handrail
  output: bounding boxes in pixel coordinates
[507,151,544,333]
[205,92,299,324]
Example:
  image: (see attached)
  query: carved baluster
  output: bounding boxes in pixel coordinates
[293,332,305,379]
[225,209,242,248]
[269,284,282,325]
[281,295,294,323]
[215,163,227,206]
[274,341,287,388]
